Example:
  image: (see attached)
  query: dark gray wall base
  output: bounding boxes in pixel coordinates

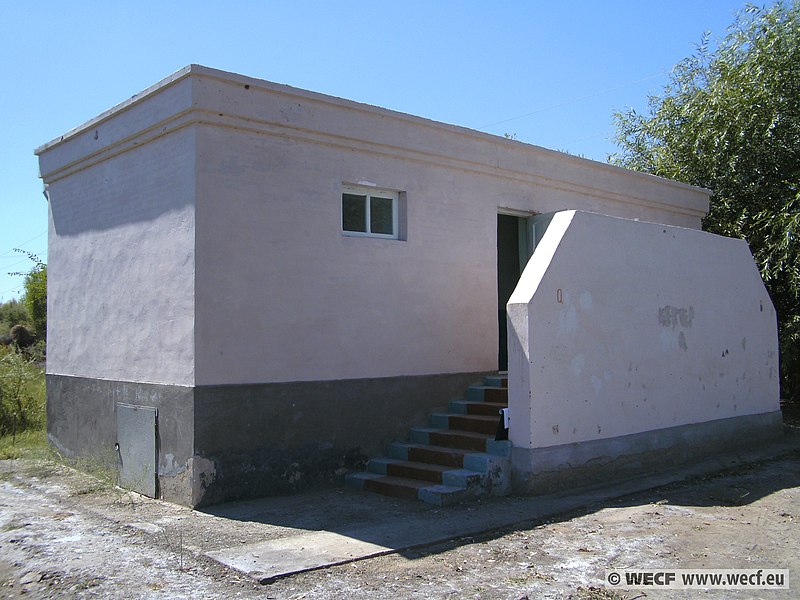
[192,371,490,506]
[46,374,195,506]
[511,411,784,495]
[190,444,368,507]
[47,371,490,507]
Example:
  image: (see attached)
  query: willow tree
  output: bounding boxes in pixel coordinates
[612,2,800,401]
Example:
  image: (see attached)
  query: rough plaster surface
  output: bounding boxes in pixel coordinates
[44,129,196,386]
[187,70,709,384]
[191,371,487,505]
[508,210,780,452]
[36,66,720,505]
[511,412,783,494]
[46,375,196,506]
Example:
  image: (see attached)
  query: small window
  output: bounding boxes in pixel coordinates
[342,185,399,239]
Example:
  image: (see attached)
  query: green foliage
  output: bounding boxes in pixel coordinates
[0,299,29,335]
[10,324,35,350]
[18,251,47,339]
[611,1,800,401]
[0,429,48,460]
[0,346,46,437]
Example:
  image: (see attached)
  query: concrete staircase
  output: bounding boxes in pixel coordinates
[346,374,511,505]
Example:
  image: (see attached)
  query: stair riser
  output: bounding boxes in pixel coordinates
[386,463,443,483]
[448,400,508,416]
[430,414,499,435]
[352,376,512,505]
[363,478,422,500]
[429,431,489,452]
[468,403,508,417]
[448,415,499,435]
[466,387,508,403]
[407,447,465,468]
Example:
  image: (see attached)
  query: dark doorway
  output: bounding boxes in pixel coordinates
[497,214,528,371]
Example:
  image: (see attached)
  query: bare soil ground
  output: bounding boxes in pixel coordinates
[1,443,799,599]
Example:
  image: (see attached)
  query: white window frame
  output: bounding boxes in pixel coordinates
[341,185,399,239]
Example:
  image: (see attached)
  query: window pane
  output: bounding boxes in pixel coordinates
[370,196,394,235]
[342,193,366,232]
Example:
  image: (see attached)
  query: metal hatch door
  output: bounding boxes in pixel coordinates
[116,403,158,498]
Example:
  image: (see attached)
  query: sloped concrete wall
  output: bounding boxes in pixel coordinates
[507,211,781,492]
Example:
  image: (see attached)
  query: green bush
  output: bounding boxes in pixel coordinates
[0,346,46,436]
[612,2,800,401]
[0,298,29,336]
[22,262,46,340]
[8,250,46,341]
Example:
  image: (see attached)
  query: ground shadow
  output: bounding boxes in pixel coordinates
[198,422,800,566]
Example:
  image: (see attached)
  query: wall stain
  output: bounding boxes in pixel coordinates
[658,305,695,328]
[678,331,688,351]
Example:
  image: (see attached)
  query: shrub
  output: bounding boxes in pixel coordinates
[0,346,46,436]
[0,298,29,335]
[9,324,35,350]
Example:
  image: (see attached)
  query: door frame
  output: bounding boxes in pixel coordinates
[497,209,536,370]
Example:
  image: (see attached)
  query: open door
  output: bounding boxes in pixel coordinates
[497,212,553,369]
[497,214,533,370]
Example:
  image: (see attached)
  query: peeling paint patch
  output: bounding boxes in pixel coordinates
[191,456,217,506]
[159,453,187,477]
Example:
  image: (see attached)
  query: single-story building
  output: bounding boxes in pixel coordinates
[36,65,781,507]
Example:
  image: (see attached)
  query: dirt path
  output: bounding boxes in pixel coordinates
[1,450,798,599]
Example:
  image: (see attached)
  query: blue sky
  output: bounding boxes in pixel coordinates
[0,0,748,301]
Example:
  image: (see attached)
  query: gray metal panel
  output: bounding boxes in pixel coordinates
[116,403,157,498]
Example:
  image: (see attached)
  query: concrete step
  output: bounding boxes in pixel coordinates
[418,484,473,506]
[367,457,450,483]
[484,374,508,387]
[413,428,494,452]
[466,385,508,403]
[347,373,512,505]
[345,472,474,505]
[410,427,513,455]
[448,399,508,416]
[430,413,499,435]
[363,475,426,501]
[448,414,500,435]
[388,442,468,468]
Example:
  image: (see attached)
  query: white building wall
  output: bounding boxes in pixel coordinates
[193,125,498,385]
[44,129,196,386]
[508,211,780,450]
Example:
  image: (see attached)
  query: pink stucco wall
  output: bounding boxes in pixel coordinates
[508,210,780,450]
[37,66,713,387]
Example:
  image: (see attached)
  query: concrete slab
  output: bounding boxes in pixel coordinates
[207,531,396,584]
[203,429,800,584]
